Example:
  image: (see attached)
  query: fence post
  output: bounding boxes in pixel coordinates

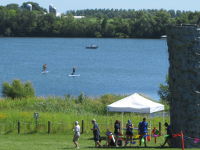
[17,121,20,134]
[181,131,185,150]
[48,121,51,134]
[159,122,161,135]
[81,120,84,134]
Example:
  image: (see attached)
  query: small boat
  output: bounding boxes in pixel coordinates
[160,35,167,39]
[86,45,98,49]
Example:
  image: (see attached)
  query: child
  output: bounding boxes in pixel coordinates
[73,121,80,149]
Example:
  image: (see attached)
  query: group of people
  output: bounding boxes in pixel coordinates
[72,119,101,149]
[72,118,172,149]
[42,64,76,75]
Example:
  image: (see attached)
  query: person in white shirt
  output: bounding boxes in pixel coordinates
[73,121,80,149]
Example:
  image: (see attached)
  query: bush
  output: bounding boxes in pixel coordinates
[158,75,170,104]
[77,92,86,104]
[2,80,35,99]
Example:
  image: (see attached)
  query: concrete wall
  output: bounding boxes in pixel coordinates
[167,25,200,148]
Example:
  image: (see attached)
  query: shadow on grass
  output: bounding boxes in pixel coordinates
[76,146,173,149]
[59,146,174,149]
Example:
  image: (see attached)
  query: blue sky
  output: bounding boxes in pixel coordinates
[1,0,199,13]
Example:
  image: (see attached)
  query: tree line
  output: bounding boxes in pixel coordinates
[0,2,200,38]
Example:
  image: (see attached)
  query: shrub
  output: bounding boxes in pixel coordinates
[77,92,86,104]
[2,80,35,99]
[158,75,170,104]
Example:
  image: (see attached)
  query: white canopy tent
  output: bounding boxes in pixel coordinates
[107,93,165,133]
[107,93,164,113]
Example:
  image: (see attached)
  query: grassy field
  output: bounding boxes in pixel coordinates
[1,134,198,150]
[0,95,174,150]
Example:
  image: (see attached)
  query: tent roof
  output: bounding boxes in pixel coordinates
[107,93,164,113]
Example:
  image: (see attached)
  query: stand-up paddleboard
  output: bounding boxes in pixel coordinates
[68,74,80,77]
[41,71,49,74]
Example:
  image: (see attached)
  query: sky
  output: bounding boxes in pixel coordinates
[1,0,200,13]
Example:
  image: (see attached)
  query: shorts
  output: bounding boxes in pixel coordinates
[114,132,120,137]
[139,133,146,138]
[94,134,101,142]
[73,134,80,142]
[126,131,133,136]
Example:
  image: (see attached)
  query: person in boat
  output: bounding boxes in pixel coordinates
[71,67,76,75]
[42,64,47,72]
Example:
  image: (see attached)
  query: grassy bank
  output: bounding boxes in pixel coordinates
[0,95,169,134]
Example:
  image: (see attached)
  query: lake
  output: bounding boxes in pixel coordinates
[0,38,169,100]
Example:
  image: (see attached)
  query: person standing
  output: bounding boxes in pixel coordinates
[42,64,47,72]
[161,122,172,147]
[138,118,148,147]
[71,67,76,75]
[114,120,121,147]
[91,119,101,147]
[73,121,80,149]
[124,120,133,146]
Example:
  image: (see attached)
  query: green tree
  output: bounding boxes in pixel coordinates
[6,4,19,10]
[158,76,170,104]
[0,5,200,38]
[2,80,35,99]
[21,2,47,13]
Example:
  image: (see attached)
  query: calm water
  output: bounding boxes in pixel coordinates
[0,38,169,100]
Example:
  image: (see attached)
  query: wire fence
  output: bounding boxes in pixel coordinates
[0,120,165,136]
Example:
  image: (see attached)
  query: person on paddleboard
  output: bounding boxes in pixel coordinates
[71,67,76,75]
[42,64,47,72]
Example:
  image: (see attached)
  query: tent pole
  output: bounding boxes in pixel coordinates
[121,112,124,134]
[162,111,164,123]
[107,109,108,129]
[148,113,152,137]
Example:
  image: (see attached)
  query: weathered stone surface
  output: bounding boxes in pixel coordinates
[167,25,200,148]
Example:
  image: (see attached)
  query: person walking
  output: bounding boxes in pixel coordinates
[138,118,148,147]
[161,122,172,147]
[73,121,80,149]
[91,119,101,147]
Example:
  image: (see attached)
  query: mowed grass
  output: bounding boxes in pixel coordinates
[0,134,199,150]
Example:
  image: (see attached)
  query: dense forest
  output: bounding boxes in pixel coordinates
[0,2,200,38]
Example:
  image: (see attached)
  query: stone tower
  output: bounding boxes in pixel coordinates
[167,25,200,148]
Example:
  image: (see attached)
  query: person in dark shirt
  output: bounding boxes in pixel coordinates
[114,120,121,146]
[91,119,101,147]
[124,120,133,146]
[161,122,172,147]
[71,67,76,75]
[42,64,47,72]
[138,118,148,147]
